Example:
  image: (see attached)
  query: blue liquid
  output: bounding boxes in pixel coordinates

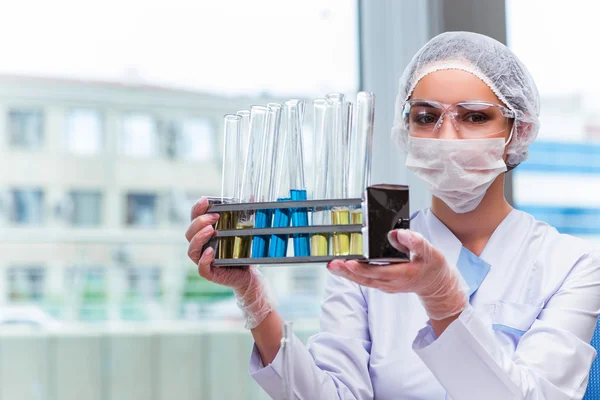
[291,189,310,256]
[269,198,291,258]
[252,209,272,258]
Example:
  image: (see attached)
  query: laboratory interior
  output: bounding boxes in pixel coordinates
[1,0,600,399]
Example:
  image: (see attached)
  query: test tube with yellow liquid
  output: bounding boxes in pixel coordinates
[326,93,351,256]
[217,114,241,259]
[347,92,375,255]
[310,99,331,256]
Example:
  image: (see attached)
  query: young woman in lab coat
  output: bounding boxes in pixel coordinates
[186,32,600,399]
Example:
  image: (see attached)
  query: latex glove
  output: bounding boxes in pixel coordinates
[328,229,468,320]
[186,197,276,329]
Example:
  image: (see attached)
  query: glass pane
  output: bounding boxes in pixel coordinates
[65,109,103,155]
[69,190,102,226]
[126,193,157,227]
[507,1,600,246]
[8,110,44,149]
[7,266,46,303]
[121,114,158,157]
[179,118,215,161]
[11,189,44,225]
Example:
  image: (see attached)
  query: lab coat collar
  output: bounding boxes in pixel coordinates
[423,208,523,290]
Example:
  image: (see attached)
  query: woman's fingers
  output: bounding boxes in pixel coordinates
[185,212,220,242]
[187,225,215,264]
[190,197,210,221]
[198,247,215,281]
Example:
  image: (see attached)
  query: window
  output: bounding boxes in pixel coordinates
[69,190,103,227]
[8,110,44,149]
[125,267,162,300]
[65,267,107,321]
[11,189,44,225]
[126,193,157,227]
[168,190,200,225]
[164,118,215,161]
[65,109,103,155]
[507,1,600,245]
[121,114,158,157]
[7,266,45,302]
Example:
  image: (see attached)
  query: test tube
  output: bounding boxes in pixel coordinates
[285,100,310,257]
[234,106,269,259]
[326,93,351,256]
[217,114,241,259]
[348,92,375,255]
[310,99,331,256]
[281,321,294,400]
[269,103,292,258]
[252,104,282,258]
[235,110,251,201]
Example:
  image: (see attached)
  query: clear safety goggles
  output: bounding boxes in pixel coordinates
[402,99,515,144]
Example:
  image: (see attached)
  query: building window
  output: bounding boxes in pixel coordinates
[8,266,45,302]
[126,193,157,227]
[8,110,44,150]
[125,267,162,300]
[121,114,158,157]
[65,109,103,155]
[164,118,215,162]
[11,189,44,225]
[69,190,103,227]
[168,190,200,224]
[66,267,107,321]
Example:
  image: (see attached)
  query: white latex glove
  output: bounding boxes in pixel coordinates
[186,197,276,329]
[328,229,468,320]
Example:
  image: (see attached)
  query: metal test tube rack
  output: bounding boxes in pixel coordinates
[207,198,365,266]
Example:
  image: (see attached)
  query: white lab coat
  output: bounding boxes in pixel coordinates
[249,209,600,399]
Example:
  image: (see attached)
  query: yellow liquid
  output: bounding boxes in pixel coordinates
[216,211,237,259]
[331,208,350,256]
[311,234,328,256]
[350,210,363,255]
[233,221,253,259]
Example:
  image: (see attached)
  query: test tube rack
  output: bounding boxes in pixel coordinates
[203,184,411,266]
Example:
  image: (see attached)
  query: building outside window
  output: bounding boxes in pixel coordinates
[69,190,103,227]
[65,266,107,321]
[126,193,157,227]
[11,189,44,225]
[121,113,158,157]
[8,109,44,150]
[7,266,45,302]
[65,109,103,155]
[164,118,215,162]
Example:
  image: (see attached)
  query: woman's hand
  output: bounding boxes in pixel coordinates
[327,229,468,321]
[186,197,276,329]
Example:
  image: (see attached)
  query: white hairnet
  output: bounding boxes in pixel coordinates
[392,31,540,167]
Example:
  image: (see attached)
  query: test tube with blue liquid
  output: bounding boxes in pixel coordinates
[234,105,268,259]
[251,103,282,258]
[285,100,310,257]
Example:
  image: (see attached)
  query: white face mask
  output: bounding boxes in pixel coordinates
[405,136,507,213]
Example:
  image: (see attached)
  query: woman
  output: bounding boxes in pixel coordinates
[186,32,600,399]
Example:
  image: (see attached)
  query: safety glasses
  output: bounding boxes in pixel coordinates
[402,99,515,144]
